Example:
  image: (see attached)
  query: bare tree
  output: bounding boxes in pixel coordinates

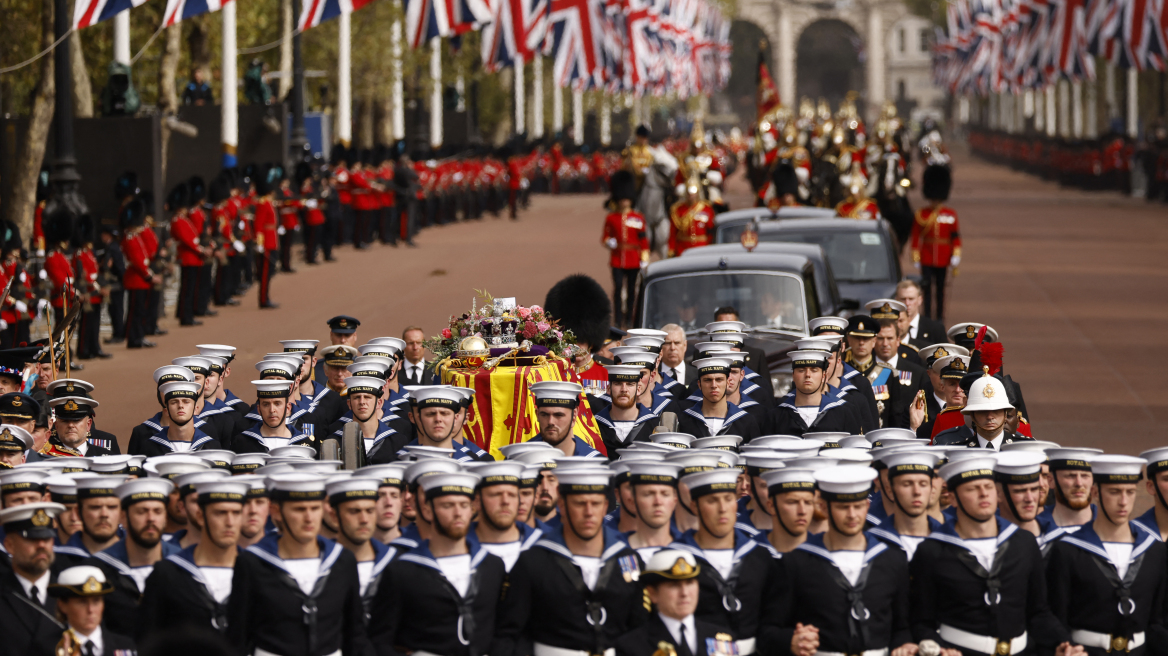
[70,32,93,118]
[3,0,56,242]
[278,0,293,100]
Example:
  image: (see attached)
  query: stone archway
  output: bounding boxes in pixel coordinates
[796,19,865,108]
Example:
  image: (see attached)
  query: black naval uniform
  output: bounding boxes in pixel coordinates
[494,524,648,656]
[770,390,863,437]
[675,401,762,442]
[1046,524,1168,656]
[910,518,1070,655]
[226,535,370,656]
[89,537,182,637]
[615,612,737,656]
[367,537,506,656]
[775,533,912,655]
[0,585,62,656]
[230,417,325,455]
[932,426,1032,449]
[845,355,906,428]
[137,545,234,640]
[594,404,661,457]
[835,375,878,433]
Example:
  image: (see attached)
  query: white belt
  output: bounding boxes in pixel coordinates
[815,649,889,656]
[939,625,1028,655]
[1071,630,1146,652]
[255,650,340,656]
[533,644,615,656]
[738,637,758,655]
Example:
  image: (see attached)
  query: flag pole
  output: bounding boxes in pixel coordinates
[514,56,526,136]
[338,9,353,146]
[532,56,544,138]
[431,37,443,149]
[222,0,239,166]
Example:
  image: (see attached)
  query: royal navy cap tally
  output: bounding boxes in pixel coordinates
[1142,447,1168,477]
[348,359,392,380]
[1091,455,1145,484]
[611,351,658,369]
[940,456,999,488]
[231,453,268,473]
[465,461,523,487]
[358,343,397,359]
[194,450,235,471]
[116,478,174,505]
[160,381,201,402]
[327,315,361,334]
[46,475,79,503]
[280,340,320,354]
[320,345,358,367]
[708,332,747,347]
[173,356,213,376]
[693,357,732,377]
[691,435,742,451]
[267,473,328,501]
[919,344,969,368]
[705,320,747,334]
[681,468,740,497]
[865,299,906,320]
[846,315,878,338]
[405,458,464,486]
[196,344,237,362]
[789,350,829,369]
[529,381,583,407]
[75,475,129,499]
[327,477,381,505]
[175,470,231,497]
[344,376,385,398]
[0,468,49,494]
[761,467,816,495]
[253,380,294,399]
[1047,448,1101,471]
[650,433,693,449]
[356,464,407,489]
[666,450,730,475]
[0,501,65,539]
[805,431,849,446]
[520,465,543,488]
[815,466,878,501]
[0,424,33,452]
[883,451,940,478]
[202,356,227,375]
[154,365,196,385]
[625,461,682,485]
[809,316,849,335]
[642,549,700,583]
[994,451,1046,485]
[451,386,475,408]
[556,468,614,494]
[196,480,249,505]
[419,472,480,498]
[406,385,463,409]
[232,475,269,498]
[256,359,299,380]
[606,364,644,383]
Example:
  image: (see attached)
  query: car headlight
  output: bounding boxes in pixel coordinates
[771,371,793,397]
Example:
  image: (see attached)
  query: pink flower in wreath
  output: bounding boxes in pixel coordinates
[442,328,453,339]
[537,322,551,333]
[521,321,539,339]
[554,330,563,340]
[516,307,532,319]
[460,328,468,337]
[529,305,543,314]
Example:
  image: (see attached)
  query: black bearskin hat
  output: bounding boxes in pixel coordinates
[294,161,313,187]
[74,214,96,247]
[1,220,22,256]
[119,198,146,231]
[635,124,650,138]
[208,175,231,205]
[609,170,637,203]
[330,144,349,166]
[922,164,952,202]
[545,274,612,351]
[36,169,49,204]
[43,207,74,247]
[772,162,799,197]
[165,183,189,212]
[114,171,139,200]
[187,176,207,204]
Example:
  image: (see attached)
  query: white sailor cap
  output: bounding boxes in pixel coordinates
[612,352,658,370]
[75,475,129,499]
[116,478,174,506]
[466,461,524,487]
[194,450,235,471]
[882,451,940,478]
[508,449,560,470]
[268,445,316,459]
[148,455,212,479]
[608,345,652,359]
[357,343,398,359]
[418,472,480,498]
[0,468,49,494]
[355,464,407,489]
[1091,455,1145,484]
[230,453,268,474]
[1141,448,1168,477]
[691,435,743,451]
[649,433,693,449]
[793,337,841,352]
[0,501,66,539]
[519,465,544,487]
[622,335,664,353]
[367,337,407,354]
[749,435,805,448]
[692,357,733,377]
[743,452,790,474]
[805,432,849,448]
[762,467,817,494]
[864,428,918,445]
[255,359,299,380]
[498,441,557,459]
[402,445,457,461]
[153,365,196,385]
[948,322,999,345]
[624,462,682,485]
[1000,440,1060,455]
[230,475,269,498]
[290,461,342,474]
[326,477,381,506]
[45,475,79,503]
[406,385,464,410]
[838,435,871,449]
[347,360,392,380]
[606,365,645,383]
[939,456,999,488]
[788,350,829,369]
[867,437,924,451]
[405,458,464,486]
[705,320,747,334]
[708,332,747,347]
[615,451,664,464]
[865,299,906,320]
[195,480,249,505]
[280,340,320,354]
[772,439,825,456]
[918,344,969,367]
[944,449,993,464]
[680,468,740,498]
[665,450,731,475]
[626,328,669,339]
[1047,448,1102,472]
[692,341,733,354]
[553,456,606,471]
[254,463,295,477]
[196,344,237,361]
[528,381,584,407]
[814,466,878,501]
[344,376,385,398]
[808,316,849,336]
[159,381,201,402]
[172,356,214,376]
[620,442,675,453]
[266,473,328,501]
[174,470,230,496]
[832,448,875,465]
[201,356,228,374]
[89,455,134,474]
[994,451,1046,485]
[783,456,842,471]
[0,424,33,452]
[556,467,614,494]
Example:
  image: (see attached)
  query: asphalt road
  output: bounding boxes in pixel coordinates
[80,148,1168,454]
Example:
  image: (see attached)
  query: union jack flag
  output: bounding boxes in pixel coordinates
[298,0,376,30]
[73,0,148,30]
[481,0,548,68]
[405,0,494,47]
[544,0,606,88]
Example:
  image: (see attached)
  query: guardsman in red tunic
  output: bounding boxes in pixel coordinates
[73,216,109,360]
[296,162,327,263]
[253,166,280,309]
[911,165,961,321]
[187,176,217,319]
[349,155,376,249]
[119,200,155,348]
[602,171,650,328]
[834,162,882,220]
[168,182,205,326]
[277,174,300,273]
[667,173,716,257]
[331,146,353,250]
[209,173,240,308]
[377,151,396,245]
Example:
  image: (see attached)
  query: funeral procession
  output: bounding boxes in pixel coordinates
[1,0,1168,650]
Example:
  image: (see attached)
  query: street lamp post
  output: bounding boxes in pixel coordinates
[44,0,88,223]
[289,0,309,165]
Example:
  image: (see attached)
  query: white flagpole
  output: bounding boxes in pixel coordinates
[514,56,526,135]
[392,16,404,140]
[553,83,563,135]
[338,10,352,146]
[221,1,238,166]
[532,56,544,138]
[113,12,131,64]
[431,37,443,148]
[572,88,583,145]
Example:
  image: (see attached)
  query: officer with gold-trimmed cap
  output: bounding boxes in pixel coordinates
[0,423,33,468]
[529,381,605,459]
[925,354,971,440]
[49,565,137,654]
[0,501,67,612]
[933,371,1031,450]
[843,314,906,429]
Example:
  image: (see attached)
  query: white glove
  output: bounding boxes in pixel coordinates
[0,320,7,331]
[277,226,286,236]
[256,243,265,253]
[233,240,246,254]
[950,256,961,267]
[305,199,318,209]
[14,301,27,314]
[37,299,49,314]
[605,237,618,250]
[38,269,47,280]
[639,260,649,270]
[35,249,44,258]
[913,261,921,270]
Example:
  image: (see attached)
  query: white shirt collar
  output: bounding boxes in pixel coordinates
[977,430,1005,450]
[663,361,685,379]
[73,624,103,656]
[17,570,51,605]
[907,313,921,340]
[658,612,697,654]
[933,393,947,410]
[878,353,899,369]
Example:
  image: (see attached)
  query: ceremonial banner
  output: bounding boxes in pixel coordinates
[439,354,604,459]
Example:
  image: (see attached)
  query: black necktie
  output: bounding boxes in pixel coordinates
[27,586,38,603]
[677,624,694,656]
[668,367,677,380]
[83,641,97,656]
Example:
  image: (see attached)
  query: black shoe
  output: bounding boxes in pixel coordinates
[95,351,113,359]
[406,240,418,248]
[225,298,240,306]
[203,309,218,317]
[104,336,125,344]
[180,320,204,327]
[152,328,169,336]
[324,256,337,262]
[260,302,280,309]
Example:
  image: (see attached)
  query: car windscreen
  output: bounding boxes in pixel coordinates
[759,229,893,283]
[641,272,806,333]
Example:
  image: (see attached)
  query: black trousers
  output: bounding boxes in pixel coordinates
[77,307,102,357]
[256,250,274,307]
[126,289,149,347]
[147,286,162,334]
[305,224,321,263]
[107,289,125,340]
[196,263,213,315]
[611,267,640,327]
[380,206,396,245]
[920,265,948,321]
[177,265,199,325]
[214,257,232,305]
[280,230,295,272]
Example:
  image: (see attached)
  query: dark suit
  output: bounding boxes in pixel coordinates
[887,357,926,425]
[615,612,736,656]
[0,586,62,656]
[908,316,946,349]
[0,563,65,617]
[400,360,433,387]
[660,363,698,404]
[89,626,137,655]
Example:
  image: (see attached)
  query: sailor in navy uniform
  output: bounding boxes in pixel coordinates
[54,476,126,570]
[129,366,204,455]
[735,452,789,539]
[528,381,606,458]
[231,379,321,454]
[169,356,236,443]
[88,477,181,637]
[668,468,782,655]
[467,461,543,572]
[607,346,679,419]
[1133,448,1168,540]
[48,565,138,656]
[994,451,1048,538]
[1047,455,1168,656]
[771,350,862,436]
[137,478,249,639]
[281,339,346,425]
[397,458,465,547]
[810,316,880,422]
[793,336,878,433]
[1037,448,1100,541]
[776,466,914,656]
[356,338,411,413]
[842,315,906,429]
[595,364,661,457]
[761,468,818,555]
[621,461,684,562]
[0,501,68,615]
[369,471,507,656]
[704,320,774,402]
[683,344,771,435]
[323,476,397,619]
[676,357,761,441]
[495,468,648,656]
[311,314,362,383]
[323,375,404,464]
[134,381,222,456]
[226,473,370,656]
[868,451,943,560]
[165,470,233,550]
[396,385,492,462]
[197,344,251,418]
[615,549,738,656]
[42,379,120,454]
[910,456,1074,656]
[865,299,923,367]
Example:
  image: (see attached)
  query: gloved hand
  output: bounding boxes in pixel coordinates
[233,240,246,254]
[37,299,49,314]
[277,226,286,236]
[14,300,27,314]
[950,256,961,267]
[913,261,921,270]
[605,237,618,250]
[0,319,7,331]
